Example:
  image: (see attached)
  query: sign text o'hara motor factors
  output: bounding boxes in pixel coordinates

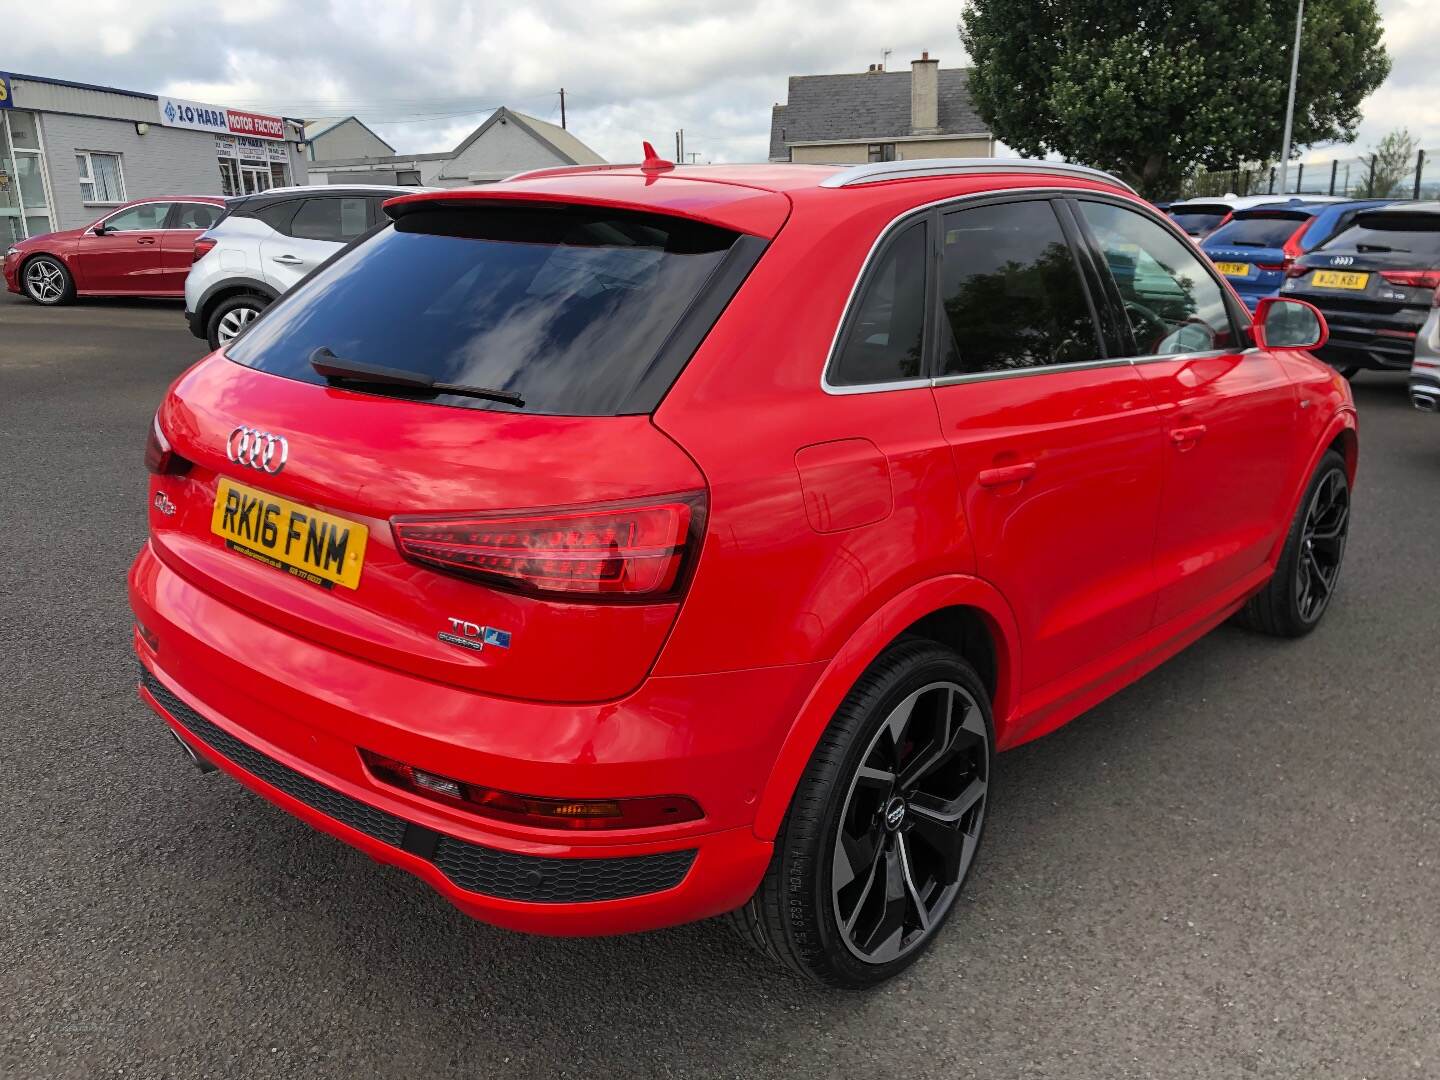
[157,96,287,140]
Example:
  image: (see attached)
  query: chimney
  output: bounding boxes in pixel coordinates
[910,51,940,135]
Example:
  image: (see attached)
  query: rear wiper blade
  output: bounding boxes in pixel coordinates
[309,347,525,408]
[1356,244,1408,253]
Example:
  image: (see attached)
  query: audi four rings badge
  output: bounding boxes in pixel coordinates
[226,426,289,474]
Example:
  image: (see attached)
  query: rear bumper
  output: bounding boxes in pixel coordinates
[127,541,810,935]
[185,307,205,339]
[1411,372,1440,413]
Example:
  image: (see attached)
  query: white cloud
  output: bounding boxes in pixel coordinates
[4,0,1433,167]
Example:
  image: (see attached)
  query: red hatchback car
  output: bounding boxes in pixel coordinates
[4,196,224,304]
[129,158,1356,988]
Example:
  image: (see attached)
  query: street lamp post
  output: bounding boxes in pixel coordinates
[1278,0,1305,193]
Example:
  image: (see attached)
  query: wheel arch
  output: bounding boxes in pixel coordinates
[18,250,71,287]
[1267,407,1357,565]
[751,575,1021,841]
[197,278,279,326]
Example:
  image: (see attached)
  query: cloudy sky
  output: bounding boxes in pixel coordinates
[5,0,1434,166]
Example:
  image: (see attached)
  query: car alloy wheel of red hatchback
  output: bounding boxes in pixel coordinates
[130,153,1357,989]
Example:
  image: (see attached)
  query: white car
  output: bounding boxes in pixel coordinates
[184,184,425,349]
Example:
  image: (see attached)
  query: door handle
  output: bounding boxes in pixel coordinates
[1169,424,1207,448]
[137,236,156,245]
[976,462,1037,488]
[271,254,304,265]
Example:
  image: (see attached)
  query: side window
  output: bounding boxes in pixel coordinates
[101,203,171,232]
[290,197,371,243]
[829,220,928,386]
[253,199,302,234]
[166,202,221,229]
[1076,200,1236,356]
[938,200,1100,375]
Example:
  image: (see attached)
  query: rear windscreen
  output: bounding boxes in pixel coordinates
[1168,208,1228,234]
[1325,214,1440,258]
[226,205,739,415]
[1205,213,1308,248]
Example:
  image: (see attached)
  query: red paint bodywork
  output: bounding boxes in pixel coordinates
[129,165,1357,937]
[3,196,225,298]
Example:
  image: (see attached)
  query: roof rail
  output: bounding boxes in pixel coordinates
[502,163,637,183]
[818,158,1136,194]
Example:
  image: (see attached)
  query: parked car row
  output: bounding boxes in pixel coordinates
[3,184,420,348]
[1164,193,1440,412]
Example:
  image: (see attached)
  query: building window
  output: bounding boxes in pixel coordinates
[215,135,290,196]
[867,143,897,163]
[76,151,125,203]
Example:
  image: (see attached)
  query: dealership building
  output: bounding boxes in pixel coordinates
[0,71,308,244]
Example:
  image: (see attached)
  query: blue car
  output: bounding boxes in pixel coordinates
[1203,200,1394,311]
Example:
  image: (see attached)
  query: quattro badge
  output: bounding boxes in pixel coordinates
[438,618,512,653]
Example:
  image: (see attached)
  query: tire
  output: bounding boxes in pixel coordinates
[22,255,75,306]
[206,294,269,350]
[730,638,993,988]
[1235,450,1350,637]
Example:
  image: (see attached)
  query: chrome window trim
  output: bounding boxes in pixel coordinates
[90,199,221,234]
[820,185,1256,397]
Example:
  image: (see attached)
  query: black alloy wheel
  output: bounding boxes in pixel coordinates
[831,679,989,964]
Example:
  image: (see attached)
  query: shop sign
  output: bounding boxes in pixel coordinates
[158,96,285,140]
[0,73,14,109]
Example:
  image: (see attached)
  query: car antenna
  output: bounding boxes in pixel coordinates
[640,141,675,173]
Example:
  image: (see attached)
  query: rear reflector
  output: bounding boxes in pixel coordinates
[144,413,191,476]
[192,237,217,263]
[359,749,704,830]
[392,494,704,600]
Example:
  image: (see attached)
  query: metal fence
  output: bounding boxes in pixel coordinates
[1184,149,1440,201]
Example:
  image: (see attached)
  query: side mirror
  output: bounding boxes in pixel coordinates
[91,223,111,236]
[1254,296,1328,351]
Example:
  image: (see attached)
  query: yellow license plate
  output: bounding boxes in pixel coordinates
[1312,270,1369,290]
[211,477,367,590]
[1214,261,1252,277]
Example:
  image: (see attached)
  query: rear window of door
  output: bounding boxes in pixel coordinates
[1076,200,1238,356]
[937,199,1102,375]
[289,197,372,243]
[225,205,741,415]
[166,202,222,230]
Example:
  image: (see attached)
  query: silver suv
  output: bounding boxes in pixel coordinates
[184,185,422,349]
[1411,305,1440,413]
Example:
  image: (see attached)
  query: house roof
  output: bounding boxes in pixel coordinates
[302,116,396,153]
[442,106,606,176]
[769,66,988,159]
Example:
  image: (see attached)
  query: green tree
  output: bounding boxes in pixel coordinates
[958,0,1390,198]
[1358,127,1418,197]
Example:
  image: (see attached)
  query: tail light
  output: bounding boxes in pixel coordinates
[359,749,703,830]
[144,413,191,476]
[392,494,705,600]
[1256,261,1290,273]
[1379,270,1440,289]
[1286,264,1310,279]
[192,237,217,263]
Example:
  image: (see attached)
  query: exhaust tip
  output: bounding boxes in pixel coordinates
[1412,393,1440,413]
[170,729,217,774]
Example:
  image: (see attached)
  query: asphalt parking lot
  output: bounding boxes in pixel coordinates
[2,288,1437,1080]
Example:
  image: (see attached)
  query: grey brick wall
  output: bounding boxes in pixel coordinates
[37,113,306,230]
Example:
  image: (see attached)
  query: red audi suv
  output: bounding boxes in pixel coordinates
[130,156,1356,988]
[5,197,225,304]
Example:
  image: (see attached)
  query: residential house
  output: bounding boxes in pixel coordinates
[305,106,606,187]
[770,52,993,165]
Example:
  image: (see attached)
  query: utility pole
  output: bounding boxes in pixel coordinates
[1278,0,1304,192]
[675,131,681,160]
[687,152,700,164]
[559,88,566,129]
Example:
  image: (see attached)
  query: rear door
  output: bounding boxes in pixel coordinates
[1072,197,1299,625]
[260,195,373,291]
[158,201,223,294]
[929,195,1165,697]
[70,202,172,292]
